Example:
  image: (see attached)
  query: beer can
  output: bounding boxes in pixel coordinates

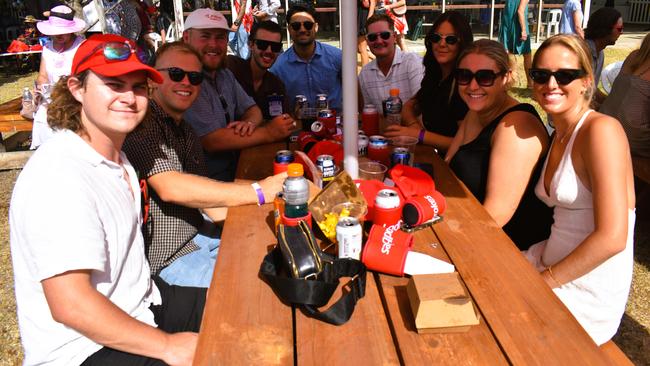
[275,150,295,164]
[294,95,308,117]
[375,189,401,209]
[367,135,390,165]
[310,120,328,138]
[315,94,328,110]
[358,135,369,156]
[316,154,336,187]
[369,135,388,149]
[337,217,363,260]
[317,109,336,136]
[390,147,411,167]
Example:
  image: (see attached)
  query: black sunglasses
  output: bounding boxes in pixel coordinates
[455,68,505,87]
[157,67,204,85]
[529,68,586,85]
[253,39,283,53]
[366,31,392,42]
[430,33,459,45]
[289,21,314,31]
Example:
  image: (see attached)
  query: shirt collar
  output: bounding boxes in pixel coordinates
[369,47,402,72]
[287,41,322,63]
[59,129,121,169]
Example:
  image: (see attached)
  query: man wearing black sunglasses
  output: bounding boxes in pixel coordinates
[270,4,343,113]
[124,42,287,288]
[227,20,294,125]
[358,14,424,117]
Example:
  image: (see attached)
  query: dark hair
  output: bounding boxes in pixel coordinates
[585,7,622,40]
[250,20,283,40]
[287,4,317,24]
[417,11,473,105]
[365,13,394,32]
[153,41,201,67]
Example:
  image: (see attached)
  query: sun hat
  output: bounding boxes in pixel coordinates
[184,8,231,31]
[71,34,163,83]
[36,5,86,36]
[23,15,38,23]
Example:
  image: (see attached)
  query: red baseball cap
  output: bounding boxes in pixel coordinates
[71,34,163,83]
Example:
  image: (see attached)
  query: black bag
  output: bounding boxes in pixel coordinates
[260,220,367,325]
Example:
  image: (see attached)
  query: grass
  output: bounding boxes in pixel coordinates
[0,47,648,365]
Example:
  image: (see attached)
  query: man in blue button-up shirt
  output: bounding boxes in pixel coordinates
[269,4,343,113]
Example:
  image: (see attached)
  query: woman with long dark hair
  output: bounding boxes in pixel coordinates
[384,11,472,152]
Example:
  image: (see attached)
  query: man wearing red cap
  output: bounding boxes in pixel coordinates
[10,34,204,365]
[183,8,295,182]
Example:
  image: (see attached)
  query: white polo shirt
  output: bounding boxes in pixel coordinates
[358,48,425,114]
[10,130,161,366]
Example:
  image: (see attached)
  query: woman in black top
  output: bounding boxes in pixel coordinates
[445,39,552,250]
[385,11,472,152]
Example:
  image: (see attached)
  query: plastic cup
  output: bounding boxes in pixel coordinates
[389,136,418,166]
[359,161,388,181]
[332,202,368,225]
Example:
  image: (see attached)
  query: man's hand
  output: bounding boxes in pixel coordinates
[227,120,257,136]
[259,172,287,203]
[162,332,198,366]
[230,23,239,32]
[520,31,528,41]
[265,114,297,142]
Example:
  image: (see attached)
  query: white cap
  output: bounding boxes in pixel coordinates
[184,8,231,31]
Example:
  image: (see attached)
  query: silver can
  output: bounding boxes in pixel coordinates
[375,189,401,209]
[316,154,336,186]
[358,135,369,156]
[315,93,328,110]
[337,217,363,260]
[294,95,308,118]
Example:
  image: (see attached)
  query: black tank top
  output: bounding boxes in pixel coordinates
[449,103,553,250]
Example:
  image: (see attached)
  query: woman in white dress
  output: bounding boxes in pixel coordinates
[32,5,85,149]
[525,34,636,345]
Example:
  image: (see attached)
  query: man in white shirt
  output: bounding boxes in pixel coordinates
[358,13,424,115]
[10,33,205,366]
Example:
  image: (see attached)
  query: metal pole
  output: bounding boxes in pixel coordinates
[536,0,543,43]
[173,0,184,40]
[489,0,495,40]
[92,0,106,33]
[285,0,291,49]
[442,0,446,13]
[341,0,359,178]
[582,0,591,28]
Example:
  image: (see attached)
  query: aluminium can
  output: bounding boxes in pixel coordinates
[315,94,328,110]
[275,150,295,164]
[375,189,401,209]
[294,95,309,117]
[358,135,369,156]
[337,217,363,260]
[390,147,411,167]
[368,135,388,149]
[316,154,336,186]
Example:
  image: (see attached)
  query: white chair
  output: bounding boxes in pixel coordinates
[543,9,562,38]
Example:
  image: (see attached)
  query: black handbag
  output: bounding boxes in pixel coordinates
[260,220,367,325]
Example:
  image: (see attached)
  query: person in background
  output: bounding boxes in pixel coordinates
[253,0,282,23]
[230,0,254,59]
[372,0,409,51]
[183,8,293,182]
[227,20,293,121]
[31,5,86,149]
[584,7,623,107]
[445,39,552,250]
[10,33,205,366]
[123,42,286,288]
[358,0,372,66]
[270,4,343,113]
[525,34,635,345]
[499,0,533,87]
[560,0,584,38]
[388,11,472,152]
[358,13,423,117]
[600,32,650,158]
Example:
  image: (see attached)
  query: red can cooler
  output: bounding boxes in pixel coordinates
[373,188,402,227]
[282,211,313,229]
[402,191,447,227]
[362,223,414,276]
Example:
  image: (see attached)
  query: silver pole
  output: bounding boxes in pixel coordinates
[582,0,591,27]
[489,0,495,40]
[173,0,184,39]
[442,0,446,13]
[341,0,359,178]
[536,0,543,43]
[285,0,291,49]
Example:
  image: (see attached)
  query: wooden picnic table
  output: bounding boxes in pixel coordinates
[194,142,631,365]
[0,97,33,152]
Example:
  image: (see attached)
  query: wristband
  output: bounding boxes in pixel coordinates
[251,182,265,206]
[545,265,561,287]
[418,129,426,144]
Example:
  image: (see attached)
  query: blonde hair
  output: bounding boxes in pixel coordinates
[533,34,594,101]
[457,39,514,88]
[628,32,650,73]
[47,72,89,134]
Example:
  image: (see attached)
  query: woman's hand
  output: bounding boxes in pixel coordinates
[383,124,420,139]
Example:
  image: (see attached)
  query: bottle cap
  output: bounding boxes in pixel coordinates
[389,88,400,96]
[287,163,304,177]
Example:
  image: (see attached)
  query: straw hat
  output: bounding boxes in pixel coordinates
[36,5,86,36]
[23,15,38,23]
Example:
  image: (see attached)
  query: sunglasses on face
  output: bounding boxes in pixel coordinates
[366,31,392,42]
[430,33,459,45]
[289,21,314,31]
[455,68,505,87]
[529,68,585,85]
[75,41,149,74]
[253,39,283,52]
[156,67,204,85]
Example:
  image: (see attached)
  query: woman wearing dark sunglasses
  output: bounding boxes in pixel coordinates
[385,11,472,152]
[524,34,635,345]
[445,39,552,250]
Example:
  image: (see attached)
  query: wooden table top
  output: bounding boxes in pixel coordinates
[0,97,33,133]
[195,142,614,365]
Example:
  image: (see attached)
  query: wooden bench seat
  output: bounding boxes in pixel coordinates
[0,97,33,133]
[600,340,634,365]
